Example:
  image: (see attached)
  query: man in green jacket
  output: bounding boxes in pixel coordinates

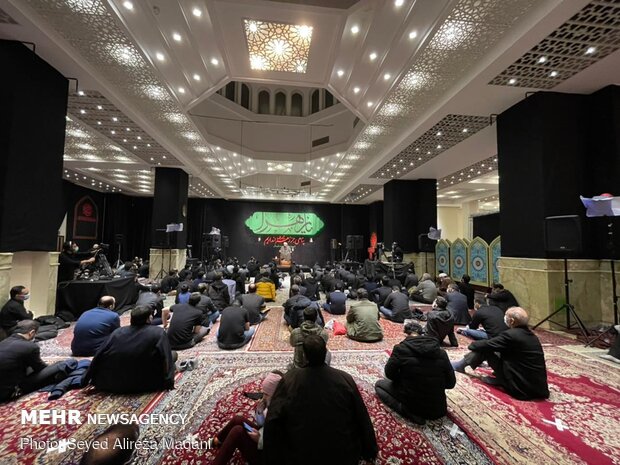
[346,288,383,342]
[289,307,330,367]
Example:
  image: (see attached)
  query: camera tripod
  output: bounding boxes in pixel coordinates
[533,257,590,342]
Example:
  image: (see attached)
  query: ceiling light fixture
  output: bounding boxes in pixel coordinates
[538,56,547,63]
[550,71,558,77]
[508,78,517,85]
[155,52,165,62]
[122,1,133,10]
[193,74,201,81]
[350,25,359,34]
[192,8,202,17]
[367,101,374,107]
[394,0,404,6]
[337,69,344,77]
[585,46,596,55]
[211,58,219,66]
[369,52,377,61]
[408,30,417,40]
[353,86,360,94]
[172,32,182,42]
[178,87,185,94]
[383,73,391,80]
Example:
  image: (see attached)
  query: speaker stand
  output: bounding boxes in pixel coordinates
[533,258,590,343]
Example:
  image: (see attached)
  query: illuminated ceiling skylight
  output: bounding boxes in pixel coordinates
[244,19,313,73]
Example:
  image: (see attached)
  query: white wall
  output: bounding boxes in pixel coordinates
[437,206,464,241]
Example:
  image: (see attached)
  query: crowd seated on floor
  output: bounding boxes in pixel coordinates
[0,255,583,465]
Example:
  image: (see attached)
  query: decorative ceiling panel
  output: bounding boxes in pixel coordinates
[490,1,620,89]
[371,115,490,179]
[63,168,123,193]
[437,154,498,189]
[343,184,382,203]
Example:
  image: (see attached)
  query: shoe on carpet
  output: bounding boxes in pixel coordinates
[243,392,264,400]
[599,354,620,364]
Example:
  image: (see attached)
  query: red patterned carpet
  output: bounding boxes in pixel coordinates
[447,346,620,465]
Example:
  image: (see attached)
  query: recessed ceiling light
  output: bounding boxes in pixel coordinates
[123,1,133,10]
[549,71,558,77]
[77,90,85,96]
[96,105,103,110]
[436,131,442,136]
[155,52,165,62]
[192,8,202,17]
[508,78,517,85]
[408,30,417,40]
[211,58,219,66]
[112,117,118,122]
[383,73,391,80]
[353,86,361,94]
[367,101,374,107]
[178,87,185,94]
[394,0,404,6]
[193,73,201,81]
[337,69,344,77]
[172,32,182,42]
[350,25,359,34]
[80,109,86,114]
[538,56,547,63]
[369,52,377,61]
[126,127,130,131]
[585,46,596,55]
[111,130,116,134]
[97,121,101,125]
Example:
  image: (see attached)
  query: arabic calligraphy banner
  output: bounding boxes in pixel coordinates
[245,212,325,236]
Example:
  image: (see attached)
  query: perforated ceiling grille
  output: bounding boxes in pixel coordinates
[343,184,382,203]
[437,154,498,189]
[370,115,490,180]
[490,0,620,89]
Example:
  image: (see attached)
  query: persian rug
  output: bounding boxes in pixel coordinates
[447,346,620,465]
[1,352,492,465]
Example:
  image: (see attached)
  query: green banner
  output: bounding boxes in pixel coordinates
[245,212,324,236]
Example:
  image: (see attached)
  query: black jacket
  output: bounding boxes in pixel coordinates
[382,292,413,323]
[0,299,33,331]
[84,325,175,394]
[301,277,320,301]
[372,285,392,306]
[0,334,47,401]
[425,309,457,346]
[160,275,179,293]
[264,365,378,465]
[488,289,519,313]
[284,295,317,328]
[470,326,549,400]
[457,282,475,309]
[445,292,471,325]
[385,335,456,419]
[469,305,508,338]
[207,281,230,311]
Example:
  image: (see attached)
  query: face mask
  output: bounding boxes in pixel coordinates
[21,294,30,301]
[504,316,510,327]
[73,247,79,253]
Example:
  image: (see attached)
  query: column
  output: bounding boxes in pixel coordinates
[0,253,13,308]
[149,168,188,279]
[10,252,59,316]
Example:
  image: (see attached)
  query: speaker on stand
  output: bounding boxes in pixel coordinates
[533,215,590,342]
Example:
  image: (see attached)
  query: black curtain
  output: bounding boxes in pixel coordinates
[473,213,500,244]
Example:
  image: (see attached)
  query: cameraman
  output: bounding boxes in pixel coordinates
[58,241,95,283]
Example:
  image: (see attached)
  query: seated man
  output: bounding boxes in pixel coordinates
[346,288,383,342]
[175,283,191,304]
[118,261,136,278]
[444,284,471,326]
[284,285,322,329]
[196,283,220,325]
[0,286,34,334]
[264,335,378,465]
[424,297,458,347]
[301,272,321,301]
[379,286,413,323]
[409,273,437,304]
[452,307,550,400]
[371,276,392,308]
[290,307,330,368]
[71,296,120,356]
[0,320,76,402]
[288,275,307,299]
[239,284,267,325]
[404,272,419,292]
[160,269,179,294]
[208,273,232,311]
[255,271,276,302]
[217,300,255,350]
[458,298,508,340]
[375,322,455,424]
[136,284,166,325]
[486,283,519,313]
[457,274,475,309]
[166,293,211,350]
[84,306,176,393]
[322,284,347,315]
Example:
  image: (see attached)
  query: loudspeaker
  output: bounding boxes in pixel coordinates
[418,234,435,253]
[205,234,221,248]
[345,235,363,249]
[330,239,339,250]
[345,235,354,249]
[544,215,582,254]
[222,236,229,248]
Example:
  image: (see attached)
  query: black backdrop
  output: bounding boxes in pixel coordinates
[473,213,500,244]
[186,199,372,265]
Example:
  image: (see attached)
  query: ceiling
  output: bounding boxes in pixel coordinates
[0,0,619,205]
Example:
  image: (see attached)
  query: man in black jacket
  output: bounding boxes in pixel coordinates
[136,284,166,325]
[0,320,76,402]
[457,274,475,309]
[322,284,347,315]
[458,298,508,340]
[57,241,95,283]
[208,273,231,312]
[452,307,549,400]
[283,286,322,329]
[160,269,179,294]
[375,322,455,424]
[301,272,321,301]
[444,284,471,326]
[424,296,458,347]
[196,283,220,325]
[486,283,519,313]
[0,286,34,333]
[264,335,377,465]
[371,276,392,308]
[84,306,176,393]
[239,284,266,325]
[166,293,211,350]
[379,286,413,323]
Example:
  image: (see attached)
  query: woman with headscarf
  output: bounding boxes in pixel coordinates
[208,371,282,465]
